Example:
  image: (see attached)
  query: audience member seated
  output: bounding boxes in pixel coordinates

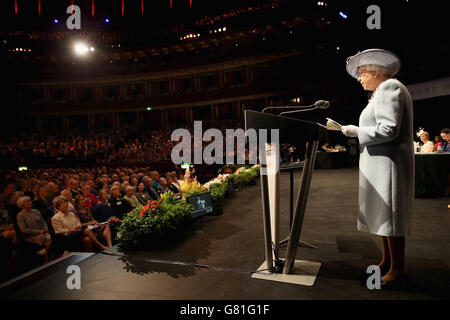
[66,178,80,199]
[157,178,170,194]
[81,185,97,209]
[33,186,50,214]
[143,177,161,200]
[123,186,143,210]
[165,175,180,195]
[61,189,76,214]
[46,182,60,203]
[150,171,162,189]
[0,199,16,245]
[135,182,152,205]
[321,142,333,152]
[108,186,133,220]
[169,172,182,193]
[16,196,51,255]
[74,195,112,248]
[434,135,444,151]
[419,131,435,153]
[92,190,121,225]
[440,128,450,152]
[180,169,200,198]
[51,197,108,252]
[6,191,23,224]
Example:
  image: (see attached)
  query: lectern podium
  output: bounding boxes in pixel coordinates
[245,110,327,286]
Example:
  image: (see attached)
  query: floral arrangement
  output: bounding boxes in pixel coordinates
[218,164,252,174]
[116,191,194,250]
[230,164,260,187]
[185,174,231,203]
[115,165,261,251]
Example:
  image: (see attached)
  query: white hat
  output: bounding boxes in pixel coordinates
[416,128,426,138]
[346,48,401,79]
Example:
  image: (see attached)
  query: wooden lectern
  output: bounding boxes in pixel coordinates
[245,110,327,286]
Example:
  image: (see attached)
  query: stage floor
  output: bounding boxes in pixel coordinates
[2,168,450,300]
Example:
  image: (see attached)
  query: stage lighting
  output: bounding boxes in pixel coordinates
[105,18,110,23]
[339,11,348,19]
[74,43,89,55]
[90,47,95,52]
[53,19,59,23]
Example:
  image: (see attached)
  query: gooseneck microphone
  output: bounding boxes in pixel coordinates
[262,103,317,113]
[278,100,330,116]
[313,100,331,110]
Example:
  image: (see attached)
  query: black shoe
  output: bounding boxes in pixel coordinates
[380,274,412,291]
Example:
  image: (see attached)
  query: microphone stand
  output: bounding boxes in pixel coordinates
[277,106,321,250]
[279,107,319,116]
[261,105,315,113]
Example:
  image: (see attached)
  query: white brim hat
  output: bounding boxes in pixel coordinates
[346,48,401,79]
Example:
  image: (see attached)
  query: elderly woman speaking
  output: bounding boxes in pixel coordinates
[341,49,414,288]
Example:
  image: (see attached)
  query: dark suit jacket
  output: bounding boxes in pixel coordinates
[144,185,160,200]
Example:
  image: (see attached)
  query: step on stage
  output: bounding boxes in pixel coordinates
[1,169,449,300]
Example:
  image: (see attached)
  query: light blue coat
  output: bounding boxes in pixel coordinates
[357,78,414,236]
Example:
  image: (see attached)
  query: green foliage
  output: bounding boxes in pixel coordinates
[208,181,228,202]
[116,167,260,251]
[218,164,251,174]
[230,166,260,187]
[116,193,194,250]
[184,185,208,198]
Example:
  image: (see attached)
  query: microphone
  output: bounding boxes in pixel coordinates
[314,100,330,110]
[279,100,330,116]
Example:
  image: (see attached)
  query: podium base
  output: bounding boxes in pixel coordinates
[251,259,321,287]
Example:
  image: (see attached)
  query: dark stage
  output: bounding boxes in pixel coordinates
[2,168,449,300]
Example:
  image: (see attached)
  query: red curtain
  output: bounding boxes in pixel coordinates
[92,0,95,17]
[14,0,18,15]
[121,0,124,16]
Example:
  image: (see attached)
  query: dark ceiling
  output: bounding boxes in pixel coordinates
[0,0,448,84]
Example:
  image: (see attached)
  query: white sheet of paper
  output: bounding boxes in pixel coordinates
[326,118,343,131]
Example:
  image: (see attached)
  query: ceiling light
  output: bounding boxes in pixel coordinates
[74,43,89,55]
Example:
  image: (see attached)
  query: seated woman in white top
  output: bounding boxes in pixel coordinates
[52,196,108,252]
[419,131,435,153]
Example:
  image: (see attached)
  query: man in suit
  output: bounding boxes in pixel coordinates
[143,177,160,200]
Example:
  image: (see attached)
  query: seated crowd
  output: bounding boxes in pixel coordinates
[0,119,244,167]
[416,128,450,153]
[0,166,195,275]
